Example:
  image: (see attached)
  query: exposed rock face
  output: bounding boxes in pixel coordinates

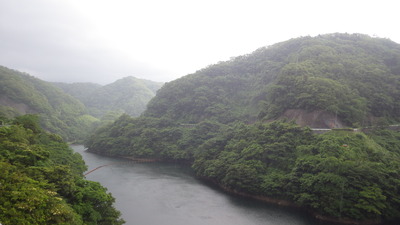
[280,109,345,128]
[0,96,36,115]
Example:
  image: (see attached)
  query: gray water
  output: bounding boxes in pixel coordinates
[72,145,330,225]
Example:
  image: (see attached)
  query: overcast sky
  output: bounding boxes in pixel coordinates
[1,0,399,84]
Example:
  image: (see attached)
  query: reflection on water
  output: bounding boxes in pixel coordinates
[72,145,335,225]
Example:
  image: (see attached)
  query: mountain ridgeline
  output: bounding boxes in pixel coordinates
[0,66,163,141]
[0,66,98,142]
[54,77,163,118]
[145,33,400,126]
[86,34,400,224]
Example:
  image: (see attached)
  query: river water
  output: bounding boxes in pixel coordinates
[72,145,332,225]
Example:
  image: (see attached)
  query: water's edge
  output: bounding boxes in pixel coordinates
[82,147,395,225]
[199,177,382,225]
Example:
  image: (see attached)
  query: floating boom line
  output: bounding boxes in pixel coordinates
[84,164,115,176]
[83,162,132,176]
[83,157,159,176]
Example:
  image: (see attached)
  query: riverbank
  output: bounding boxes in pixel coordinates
[84,149,390,225]
[86,148,193,165]
[74,144,324,225]
[199,177,384,225]
[120,155,386,225]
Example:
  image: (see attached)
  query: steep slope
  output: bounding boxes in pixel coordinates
[0,66,98,141]
[55,76,164,118]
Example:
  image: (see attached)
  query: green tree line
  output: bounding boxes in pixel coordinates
[86,115,400,223]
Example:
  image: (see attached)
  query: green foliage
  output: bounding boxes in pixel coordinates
[291,131,400,220]
[265,34,400,125]
[267,74,366,124]
[85,115,197,160]
[192,123,400,221]
[0,105,20,118]
[0,162,83,225]
[368,128,400,155]
[13,114,42,134]
[144,62,270,124]
[0,116,124,225]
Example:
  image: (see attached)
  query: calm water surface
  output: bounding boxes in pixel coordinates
[72,145,333,225]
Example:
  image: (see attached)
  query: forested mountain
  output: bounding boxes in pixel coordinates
[145,33,400,126]
[0,66,98,142]
[0,66,163,141]
[86,33,400,224]
[0,115,124,224]
[54,76,163,118]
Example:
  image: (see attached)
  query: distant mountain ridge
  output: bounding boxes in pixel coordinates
[54,76,163,118]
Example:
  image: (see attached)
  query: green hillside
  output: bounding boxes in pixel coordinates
[145,33,400,126]
[85,33,400,223]
[55,76,164,118]
[0,66,98,142]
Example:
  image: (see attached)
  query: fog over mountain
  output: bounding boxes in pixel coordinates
[1,0,399,84]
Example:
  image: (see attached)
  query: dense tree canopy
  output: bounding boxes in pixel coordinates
[265,34,400,125]
[146,33,400,126]
[0,115,124,225]
[193,122,400,221]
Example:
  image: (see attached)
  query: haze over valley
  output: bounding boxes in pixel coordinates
[1,0,400,84]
